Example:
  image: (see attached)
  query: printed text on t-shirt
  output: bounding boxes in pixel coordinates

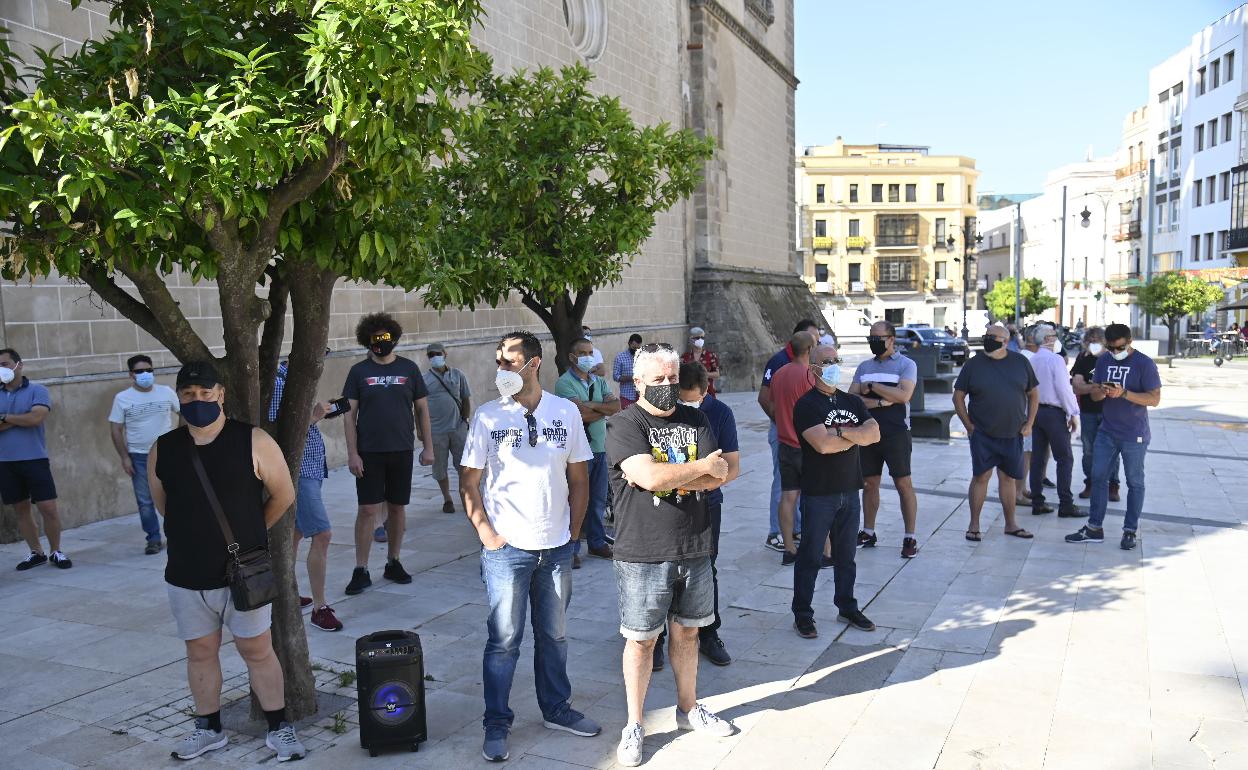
[365,376,410,387]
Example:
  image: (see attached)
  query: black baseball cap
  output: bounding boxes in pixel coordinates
[176,361,221,390]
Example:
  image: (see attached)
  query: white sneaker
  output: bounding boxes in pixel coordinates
[617,722,644,767]
[171,726,227,760]
[265,722,306,762]
[675,703,735,737]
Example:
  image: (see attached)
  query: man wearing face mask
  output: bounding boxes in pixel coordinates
[0,349,71,571]
[1024,325,1081,517]
[1066,324,1161,550]
[423,343,471,515]
[1069,327,1120,502]
[953,324,1039,542]
[581,325,607,377]
[109,354,180,554]
[341,313,435,596]
[608,343,734,767]
[556,337,619,565]
[149,361,305,762]
[791,344,880,639]
[461,331,600,762]
[681,326,720,396]
[613,334,643,409]
[849,322,920,558]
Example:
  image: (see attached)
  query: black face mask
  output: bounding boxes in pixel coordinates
[868,337,889,356]
[371,340,397,357]
[644,383,679,411]
[982,336,1004,353]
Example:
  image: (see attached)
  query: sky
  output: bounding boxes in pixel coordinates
[795,0,1244,194]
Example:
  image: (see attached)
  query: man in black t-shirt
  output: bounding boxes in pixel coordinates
[1069,327,1120,501]
[607,344,735,766]
[341,313,434,595]
[953,324,1039,542]
[791,343,880,640]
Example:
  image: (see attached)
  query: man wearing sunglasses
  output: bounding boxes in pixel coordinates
[109,354,180,554]
[341,313,435,596]
[1066,323,1161,550]
[461,331,600,762]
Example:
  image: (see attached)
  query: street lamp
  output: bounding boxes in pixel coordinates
[1077,191,1113,325]
[949,225,983,339]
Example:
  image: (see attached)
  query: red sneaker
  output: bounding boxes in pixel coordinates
[299,596,313,608]
[310,606,343,632]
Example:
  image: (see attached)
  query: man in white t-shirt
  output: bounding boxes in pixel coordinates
[461,331,601,763]
[581,325,606,377]
[108,354,179,554]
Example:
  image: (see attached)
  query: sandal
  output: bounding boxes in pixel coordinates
[1004,528,1034,539]
[965,530,982,542]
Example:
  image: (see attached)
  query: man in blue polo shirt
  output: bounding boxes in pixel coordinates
[0,349,71,571]
[756,319,818,551]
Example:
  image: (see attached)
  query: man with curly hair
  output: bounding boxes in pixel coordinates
[341,313,434,595]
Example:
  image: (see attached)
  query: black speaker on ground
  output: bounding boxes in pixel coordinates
[356,629,427,757]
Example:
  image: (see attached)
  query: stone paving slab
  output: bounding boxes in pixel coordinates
[0,354,1246,767]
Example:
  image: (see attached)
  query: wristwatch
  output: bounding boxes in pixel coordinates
[0,414,7,423]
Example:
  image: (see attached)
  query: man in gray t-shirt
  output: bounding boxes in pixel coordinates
[422,343,471,514]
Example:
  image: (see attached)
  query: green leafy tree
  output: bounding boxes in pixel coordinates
[0,0,486,717]
[411,64,714,373]
[984,277,1057,322]
[1138,272,1225,354]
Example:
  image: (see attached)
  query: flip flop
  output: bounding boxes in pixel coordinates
[1004,528,1034,539]
[965,530,982,542]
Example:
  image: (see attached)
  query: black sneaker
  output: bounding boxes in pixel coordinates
[1065,526,1104,544]
[1120,531,1137,550]
[781,550,797,566]
[765,533,784,552]
[1058,502,1086,518]
[856,530,877,548]
[820,555,834,570]
[652,639,665,672]
[1042,477,1055,488]
[699,634,732,666]
[49,551,72,569]
[1031,502,1054,515]
[794,619,818,639]
[144,540,163,555]
[383,559,412,584]
[837,609,875,631]
[345,567,372,595]
[16,551,47,571]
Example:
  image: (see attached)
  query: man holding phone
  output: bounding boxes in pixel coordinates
[1066,324,1161,550]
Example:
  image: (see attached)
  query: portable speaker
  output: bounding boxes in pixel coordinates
[356,629,427,757]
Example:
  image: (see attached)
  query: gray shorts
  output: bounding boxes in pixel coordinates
[167,585,272,641]
[431,424,468,481]
[613,557,715,641]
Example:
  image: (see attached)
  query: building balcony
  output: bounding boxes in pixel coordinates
[847,280,869,294]
[1115,161,1148,179]
[933,278,953,291]
[1229,227,1248,252]
[875,235,919,248]
[875,278,919,293]
[812,236,836,251]
[1112,221,1142,242]
[1108,272,1146,292]
[846,235,868,252]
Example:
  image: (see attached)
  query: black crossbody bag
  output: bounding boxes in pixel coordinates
[189,445,278,611]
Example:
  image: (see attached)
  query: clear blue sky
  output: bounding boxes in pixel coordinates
[795,0,1243,194]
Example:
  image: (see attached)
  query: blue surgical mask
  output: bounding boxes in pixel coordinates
[819,364,841,387]
[576,355,596,373]
[180,399,221,428]
[134,371,155,388]
[429,355,446,369]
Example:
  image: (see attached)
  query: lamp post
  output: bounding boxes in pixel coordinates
[1078,190,1114,326]
[948,222,983,339]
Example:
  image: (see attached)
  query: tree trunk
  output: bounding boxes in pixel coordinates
[520,289,593,376]
[1167,318,1178,356]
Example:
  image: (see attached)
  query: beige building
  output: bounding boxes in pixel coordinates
[0,0,814,535]
[796,140,981,330]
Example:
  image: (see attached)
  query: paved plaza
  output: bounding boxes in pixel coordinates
[2,348,1247,769]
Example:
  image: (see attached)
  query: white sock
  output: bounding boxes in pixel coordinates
[862,528,875,536]
[905,533,917,542]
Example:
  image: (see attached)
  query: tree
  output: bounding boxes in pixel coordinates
[984,277,1057,322]
[0,0,486,718]
[1138,272,1225,354]
[410,64,714,373]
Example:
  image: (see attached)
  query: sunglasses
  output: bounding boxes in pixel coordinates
[813,358,843,366]
[867,335,893,343]
[131,367,153,374]
[1106,343,1128,353]
[370,332,392,342]
[639,343,674,352]
[524,412,537,448]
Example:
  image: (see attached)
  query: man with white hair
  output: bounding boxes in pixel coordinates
[681,326,720,396]
[1024,324,1080,517]
[953,324,1039,541]
[608,343,735,766]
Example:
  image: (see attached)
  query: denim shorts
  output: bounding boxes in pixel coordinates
[296,476,332,537]
[613,557,715,640]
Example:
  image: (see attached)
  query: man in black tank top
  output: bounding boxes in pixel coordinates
[148,362,304,762]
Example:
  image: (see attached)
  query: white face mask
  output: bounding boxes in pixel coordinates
[678,398,703,408]
[0,366,13,385]
[693,338,705,349]
[1088,343,1104,355]
[495,359,533,399]
[1111,348,1130,361]
[1050,340,1062,353]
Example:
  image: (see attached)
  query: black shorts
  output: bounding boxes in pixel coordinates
[859,430,913,479]
[0,458,58,505]
[779,443,803,492]
[356,450,414,506]
[969,431,1025,480]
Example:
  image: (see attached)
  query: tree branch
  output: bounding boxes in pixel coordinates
[519,291,556,327]
[253,139,344,261]
[115,259,214,363]
[78,262,165,343]
[572,286,593,321]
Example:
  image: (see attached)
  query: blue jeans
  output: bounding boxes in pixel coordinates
[792,492,860,623]
[480,541,574,729]
[768,423,800,536]
[130,452,161,543]
[574,452,609,554]
[1088,431,1148,532]
[1080,413,1120,485]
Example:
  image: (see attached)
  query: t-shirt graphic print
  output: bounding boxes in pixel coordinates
[647,422,700,502]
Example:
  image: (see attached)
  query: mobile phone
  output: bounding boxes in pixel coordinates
[325,397,351,419]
